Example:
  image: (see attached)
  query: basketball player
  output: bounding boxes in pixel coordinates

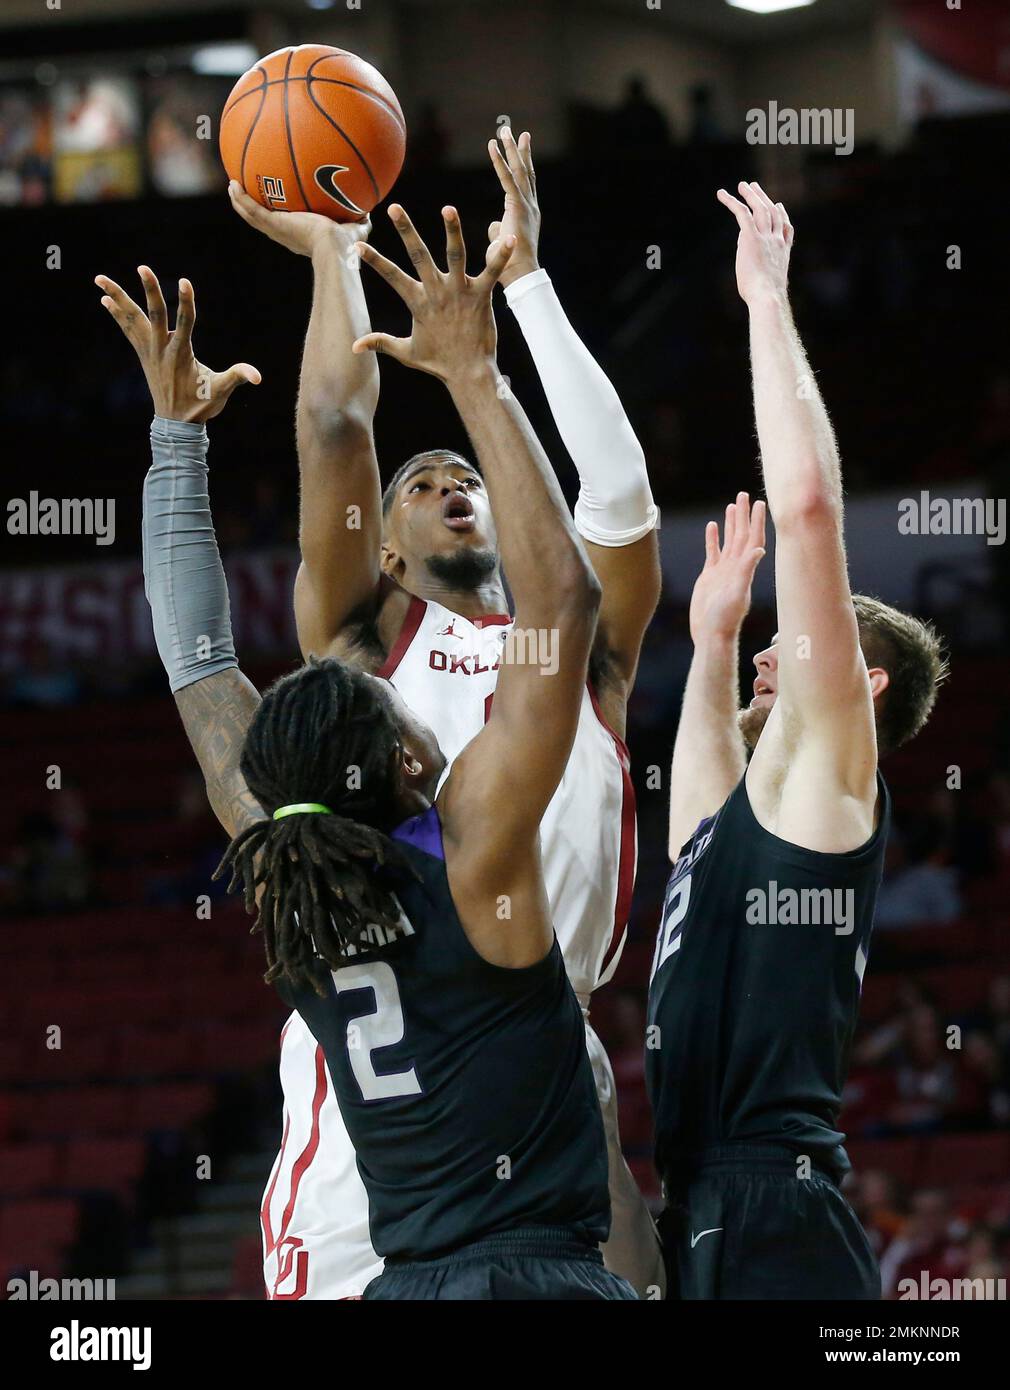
[647,182,948,1299]
[226,127,664,1298]
[100,216,637,1301]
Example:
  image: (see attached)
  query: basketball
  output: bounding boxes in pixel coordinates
[219,44,406,222]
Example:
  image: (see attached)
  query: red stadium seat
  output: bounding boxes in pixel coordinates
[12,1086,138,1140]
[921,1132,1010,1189]
[0,1197,78,1253]
[62,1137,146,1196]
[115,1026,200,1080]
[846,1136,926,1188]
[0,1141,62,1197]
[133,1083,214,1133]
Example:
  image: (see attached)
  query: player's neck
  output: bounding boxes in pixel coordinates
[410,573,510,621]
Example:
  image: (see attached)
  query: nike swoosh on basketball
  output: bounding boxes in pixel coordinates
[313,165,365,216]
[690,1227,723,1248]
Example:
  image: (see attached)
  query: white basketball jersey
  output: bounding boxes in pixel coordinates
[261,595,637,1298]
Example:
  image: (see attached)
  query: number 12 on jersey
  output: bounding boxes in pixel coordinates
[651,874,692,984]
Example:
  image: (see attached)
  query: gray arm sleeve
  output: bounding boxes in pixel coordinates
[143,415,238,693]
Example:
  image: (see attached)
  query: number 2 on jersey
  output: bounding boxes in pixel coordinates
[331,961,422,1101]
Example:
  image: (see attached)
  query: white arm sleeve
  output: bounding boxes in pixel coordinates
[504,268,658,548]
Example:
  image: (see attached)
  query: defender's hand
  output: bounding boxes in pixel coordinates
[487,127,540,289]
[96,267,260,423]
[228,180,370,259]
[717,182,793,306]
[689,492,766,646]
[352,204,515,383]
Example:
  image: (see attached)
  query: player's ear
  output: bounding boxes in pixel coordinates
[380,540,404,581]
[867,666,890,703]
[400,747,423,780]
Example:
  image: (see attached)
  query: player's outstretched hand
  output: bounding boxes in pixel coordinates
[487,126,539,289]
[689,492,766,646]
[716,181,793,306]
[95,267,260,423]
[352,204,515,383]
[228,180,370,259]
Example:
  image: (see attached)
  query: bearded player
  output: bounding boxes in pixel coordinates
[221,127,663,1299]
[647,184,947,1299]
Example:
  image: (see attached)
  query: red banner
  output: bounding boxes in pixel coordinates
[0,548,301,672]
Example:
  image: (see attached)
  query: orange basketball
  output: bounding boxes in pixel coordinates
[219,44,406,222]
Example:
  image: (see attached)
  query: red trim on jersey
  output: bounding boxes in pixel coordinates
[470,613,512,628]
[261,1016,294,1263]
[261,1111,289,1260]
[377,595,427,679]
[264,1043,328,1301]
[587,682,637,981]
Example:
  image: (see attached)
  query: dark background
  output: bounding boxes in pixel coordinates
[1,0,1008,1299]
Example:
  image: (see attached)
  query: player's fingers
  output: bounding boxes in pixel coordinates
[518,130,536,186]
[500,125,531,194]
[387,204,438,285]
[216,362,263,397]
[227,180,270,229]
[716,188,751,230]
[474,234,516,293]
[751,498,767,550]
[738,182,770,232]
[704,520,720,566]
[733,491,750,550]
[95,275,149,342]
[443,206,466,282]
[356,241,420,304]
[778,205,794,244]
[173,277,196,348]
[137,265,169,341]
[352,332,411,362]
[488,138,521,201]
[745,546,767,580]
[487,220,502,245]
[723,501,737,553]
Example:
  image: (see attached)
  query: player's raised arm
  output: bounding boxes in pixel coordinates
[668,494,765,861]
[489,128,660,733]
[717,183,878,806]
[354,206,600,963]
[96,267,264,838]
[228,185,382,658]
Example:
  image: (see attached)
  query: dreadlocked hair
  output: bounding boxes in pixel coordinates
[214,658,420,996]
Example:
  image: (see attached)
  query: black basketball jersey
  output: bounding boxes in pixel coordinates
[647,772,890,1185]
[281,806,610,1260]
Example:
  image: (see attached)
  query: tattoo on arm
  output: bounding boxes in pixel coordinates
[173,669,264,837]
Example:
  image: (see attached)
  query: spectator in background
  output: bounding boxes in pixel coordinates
[875,815,961,929]
[878,1188,962,1298]
[5,639,82,708]
[888,1004,959,1133]
[686,84,722,145]
[848,1168,905,1260]
[953,1031,1008,1129]
[410,101,450,171]
[10,793,93,914]
[614,76,672,156]
[963,1225,1006,1288]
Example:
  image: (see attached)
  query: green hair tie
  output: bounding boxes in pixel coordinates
[272,803,334,820]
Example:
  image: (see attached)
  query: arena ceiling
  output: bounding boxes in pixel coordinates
[0,0,883,44]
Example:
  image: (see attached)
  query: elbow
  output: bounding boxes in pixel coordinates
[554,550,603,623]
[772,485,842,535]
[299,399,373,449]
